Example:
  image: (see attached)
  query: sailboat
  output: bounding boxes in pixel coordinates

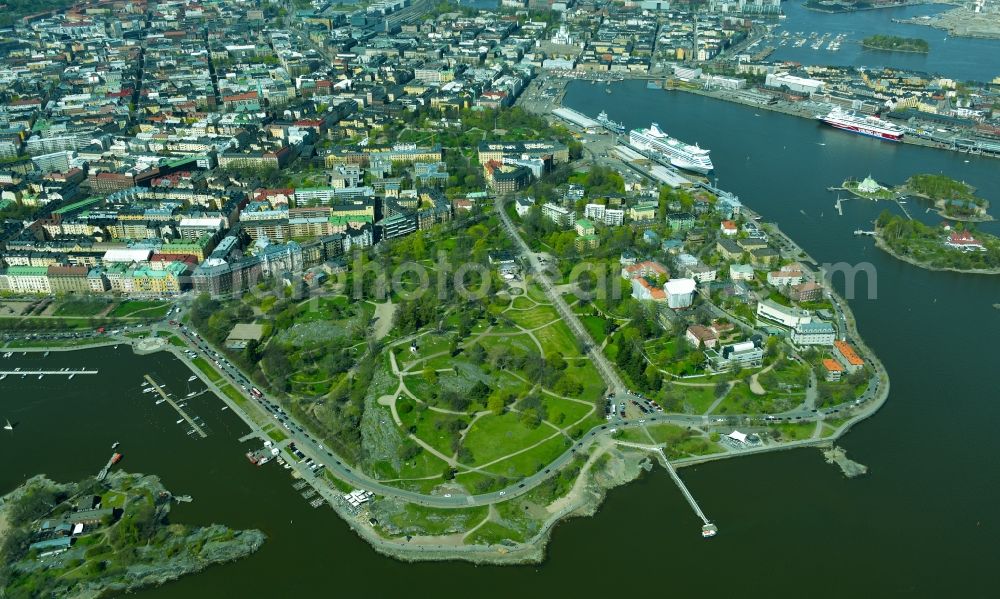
[4,419,13,431]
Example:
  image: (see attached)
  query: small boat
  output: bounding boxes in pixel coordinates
[186,392,196,398]
[0,374,6,380]
[702,523,718,538]
[188,376,197,382]
[3,419,12,431]
[111,441,120,449]
[68,374,74,380]
[111,453,122,465]
[221,406,229,411]
[43,351,49,357]
[156,399,166,405]
[37,374,43,380]
[176,419,184,424]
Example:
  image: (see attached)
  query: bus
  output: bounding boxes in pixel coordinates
[250,387,263,399]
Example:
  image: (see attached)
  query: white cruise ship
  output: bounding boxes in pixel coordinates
[629,123,714,174]
[817,107,904,141]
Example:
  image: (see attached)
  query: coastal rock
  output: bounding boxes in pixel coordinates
[822,446,868,478]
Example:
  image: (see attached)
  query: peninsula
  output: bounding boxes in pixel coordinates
[861,35,930,53]
[0,472,264,597]
[874,212,1000,274]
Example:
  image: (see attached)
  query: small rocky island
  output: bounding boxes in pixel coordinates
[0,472,264,597]
[862,34,929,53]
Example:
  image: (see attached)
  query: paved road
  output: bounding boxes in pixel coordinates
[495,197,626,396]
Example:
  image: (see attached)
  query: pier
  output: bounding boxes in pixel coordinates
[653,448,715,534]
[617,440,716,537]
[97,453,119,481]
[894,198,913,220]
[144,374,207,438]
[0,369,97,377]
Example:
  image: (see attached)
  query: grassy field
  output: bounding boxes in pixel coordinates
[533,320,581,357]
[505,304,560,329]
[53,299,110,317]
[540,395,591,427]
[462,412,553,465]
[483,435,569,479]
[191,357,223,384]
[774,422,817,441]
[108,301,171,318]
[666,384,719,415]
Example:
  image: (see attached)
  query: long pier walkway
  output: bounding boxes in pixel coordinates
[653,448,711,527]
[0,369,97,376]
[616,440,717,536]
[144,374,207,438]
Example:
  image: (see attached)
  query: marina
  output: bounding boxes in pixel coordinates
[143,374,208,439]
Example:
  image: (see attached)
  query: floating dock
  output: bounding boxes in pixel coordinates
[144,374,207,438]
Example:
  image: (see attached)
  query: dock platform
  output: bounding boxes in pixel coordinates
[144,374,207,438]
[0,369,97,376]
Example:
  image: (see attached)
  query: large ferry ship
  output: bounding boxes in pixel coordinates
[817,107,904,141]
[629,123,714,174]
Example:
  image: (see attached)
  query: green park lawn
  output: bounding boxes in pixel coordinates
[511,296,536,310]
[533,320,581,357]
[53,299,109,317]
[540,395,592,427]
[108,300,171,318]
[462,412,554,465]
[505,304,560,329]
[483,435,570,479]
[190,357,223,383]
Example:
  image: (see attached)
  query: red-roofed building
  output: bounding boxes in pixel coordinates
[833,340,864,373]
[631,277,666,302]
[945,230,984,251]
[253,188,294,206]
[621,260,669,280]
[149,254,198,270]
[822,359,844,382]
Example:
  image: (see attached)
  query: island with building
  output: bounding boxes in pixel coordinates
[874,211,1000,273]
[841,176,896,201]
[900,173,992,221]
[861,35,930,53]
[0,471,264,597]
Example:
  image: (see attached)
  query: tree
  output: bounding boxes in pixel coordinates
[487,395,506,415]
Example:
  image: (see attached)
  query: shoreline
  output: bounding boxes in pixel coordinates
[639,84,999,160]
[873,233,1000,275]
[3,291,893,564]
[860,44,929,54]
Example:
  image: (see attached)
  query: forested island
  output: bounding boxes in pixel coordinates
[902,174,992,221]
[862,35,930,53]
[874,212,1000,274]
[1,472,264,597]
